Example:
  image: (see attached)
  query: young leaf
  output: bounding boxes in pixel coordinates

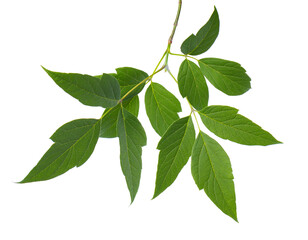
[153,116,195,199]
[42,67,121,108]
[191,131,237,221]
[20,119,100,183]
[100,96,139,138]
[199,58,251,95]
[117,107,147,203]
[198,105,281,146]
[116,67,148,99]
[145,82,182,136]
[178,59,209,110]
[181,7,219,56]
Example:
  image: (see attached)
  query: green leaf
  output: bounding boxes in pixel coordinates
[181,7,219,56]
[178,59,209,110]
[42,67,121,108]
[116,67,148,99]
[198,105,281,146]
[117,107,147,203]
[20,119,100,183]
[153,116,195,198]
[191,131,237,221]
[93,73,117,79]
[145,82,182,136]
[100,96,139,138]
[199,58,251,95]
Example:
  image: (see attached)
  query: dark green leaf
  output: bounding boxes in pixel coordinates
[117,107,147,203]
[42,67,121,108]
[153,116,195,198]
[178,59,209,110]
[181,7,219,56]
[100,96,139,138]
[199,105,281,146]
[192,131,237,221]
[116,67,148,99]
[20,119,100,183]
[145,82,182,136]
[199,58,251,95]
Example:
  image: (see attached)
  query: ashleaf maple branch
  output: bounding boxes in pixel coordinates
[20,1,281,222]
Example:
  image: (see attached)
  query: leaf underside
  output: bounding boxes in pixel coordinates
[181,7,219,56]
[199,105,281,146]
[145,82,182,136]
[20,119,100,183]
[117,107,147,203]
[192,131,237,221]
[153,116,195,198]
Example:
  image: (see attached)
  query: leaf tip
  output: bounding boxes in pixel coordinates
[152,189,161,200]
[16,177,28,184]
[41,65,48,72]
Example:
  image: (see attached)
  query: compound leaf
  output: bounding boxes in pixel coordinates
[181,7,219,56]
[20,119,100,183]
[153,116,195,198]
[191,131,237,221]
[116,67,148,99]
[117,107,147,203]
[145,82,182,136]
[198,105,281,146]
[42,67,120,108]
[178,59,209,110]
[100,96,139,138]
[199,58,251,95]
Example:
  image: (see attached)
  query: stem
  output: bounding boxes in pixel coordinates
[192,111,201,131]
[169,52,199,62]
[153,50,167,74]
[100,107,112,120]
[165,0,183,67]
[168,0,182,47]
[167,69,178,83]
[119,65,165,102]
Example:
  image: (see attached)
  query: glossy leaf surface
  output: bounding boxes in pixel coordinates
[43,67,121,108]
[178,59,209,110]
[145,82,181,136]
[153,116,195,198]
[21,119,100,183]
[191,131,237,221]
[117,107,147,203]
[199,105,281,146]
[181,7,219,55]
[199,58,251,95]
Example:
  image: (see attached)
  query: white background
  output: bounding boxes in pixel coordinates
[1,0,307,239]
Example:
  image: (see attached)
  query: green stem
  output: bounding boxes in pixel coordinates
[119,66,165,102]
[169,52,199,62]
[192,111,201,131]
[100,107,112,120]
[152,50,167,77]
[167,69,178,83]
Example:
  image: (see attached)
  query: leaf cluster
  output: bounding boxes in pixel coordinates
[21,6,280,222]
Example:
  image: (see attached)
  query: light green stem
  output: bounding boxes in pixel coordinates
[119,66,165,102]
